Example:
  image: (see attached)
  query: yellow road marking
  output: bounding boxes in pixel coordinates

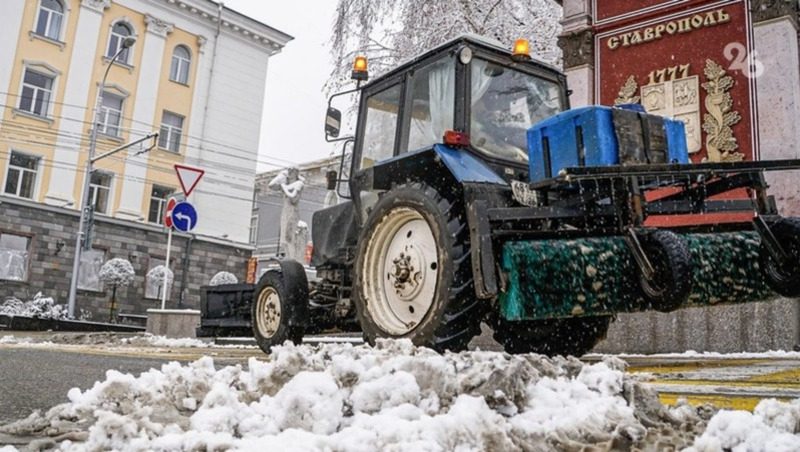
[657,393,788,411]
[745,367,800,384]
[651,379,800,390]
[627,359,771,374]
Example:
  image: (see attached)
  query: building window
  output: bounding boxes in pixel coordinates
[19,68,54,117]
[158,111,183,153]
[4,152,39,199]
[88,172,112,215]
[170,45,191,84]
[148,185,173,224]
[78,248,105,291]
[35,0,64,41]
[145,258,166,299]
[0,233,30,282]
[249,214,258,245]
[107,22,133,64]
[98,92,124,137]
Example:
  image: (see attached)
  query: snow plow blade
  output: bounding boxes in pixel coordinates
[499,231,777,321]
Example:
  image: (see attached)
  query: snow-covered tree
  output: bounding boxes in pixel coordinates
[99,258,135,323]
[99,258,135,288]
[209,271,238,286]
[147,265,174,287]
[328,0,562,93]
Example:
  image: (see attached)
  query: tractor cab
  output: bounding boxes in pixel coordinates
[326,35,569,187]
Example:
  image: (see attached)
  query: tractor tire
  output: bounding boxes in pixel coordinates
[760,217,800,297]
[638,229,692,312]
[352,182,484,352]
[492,316,611,357]
[251,261,308,354]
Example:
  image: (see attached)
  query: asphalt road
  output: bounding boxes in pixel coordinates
[0,348,179,424]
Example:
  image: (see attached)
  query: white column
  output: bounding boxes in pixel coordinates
[184,34,209,165]
[754,17,800,216]
[115,14,172,220]
[565,66,594,107]
[0,0,25,109]
[558,0,595,107]
[44,0,111,206]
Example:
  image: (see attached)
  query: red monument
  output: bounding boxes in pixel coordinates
[594,0,759,163]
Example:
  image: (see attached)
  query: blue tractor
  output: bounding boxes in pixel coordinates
[251,35,800,356]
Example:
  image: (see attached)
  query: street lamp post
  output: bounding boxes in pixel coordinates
[66,36,137,318]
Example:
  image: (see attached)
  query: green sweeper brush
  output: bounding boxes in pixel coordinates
[499,231,779,321]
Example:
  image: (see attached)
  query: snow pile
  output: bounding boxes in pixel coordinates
[99,258,135,287]
[209,271,238,286]
[0,293,68,320]
[687,399,800,451]
[0,335,33,344]
[124,334,211,348]
[0,340,706,451]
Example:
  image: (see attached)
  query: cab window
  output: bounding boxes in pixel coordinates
[470,59,563,163]
[361,83,402,169]
[405,56,455,152]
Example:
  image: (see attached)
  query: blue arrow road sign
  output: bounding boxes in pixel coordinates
[171,202,198,232]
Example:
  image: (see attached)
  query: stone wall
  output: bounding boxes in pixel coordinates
[595,298,800,354]
[0,196,251,318]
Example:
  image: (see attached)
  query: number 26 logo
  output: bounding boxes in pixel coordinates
[724,42,765,79]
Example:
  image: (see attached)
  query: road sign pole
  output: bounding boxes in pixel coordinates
[161,226,173,310]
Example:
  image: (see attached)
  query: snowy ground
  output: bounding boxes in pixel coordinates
[1,339,799,451]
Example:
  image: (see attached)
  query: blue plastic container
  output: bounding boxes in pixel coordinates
[527,106,689,183]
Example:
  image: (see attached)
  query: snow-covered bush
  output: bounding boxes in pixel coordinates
[0,293,68,319]
[209,271,238,286]
[146,265,174,287]
[98,258,135,288]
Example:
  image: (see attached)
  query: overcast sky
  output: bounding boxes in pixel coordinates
[222,0,338,172]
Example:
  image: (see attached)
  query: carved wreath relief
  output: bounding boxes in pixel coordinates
[701,59,743,162]
[613,59,741,162]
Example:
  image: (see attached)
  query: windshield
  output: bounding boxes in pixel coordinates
[470,59,563,163]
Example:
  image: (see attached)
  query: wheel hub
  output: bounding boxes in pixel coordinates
[362,207,440,335]
[256,287,281,338]
[389,248,426,301]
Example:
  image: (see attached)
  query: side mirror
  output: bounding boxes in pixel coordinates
[325,107,342,139]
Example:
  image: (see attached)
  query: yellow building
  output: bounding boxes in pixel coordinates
[0,0,291,242]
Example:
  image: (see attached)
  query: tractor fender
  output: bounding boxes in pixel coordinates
[368,145,507,193]
[256,258,309,328]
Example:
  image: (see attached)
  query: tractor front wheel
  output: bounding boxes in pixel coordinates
[492,316,611,357]
[353,183,483,352]
[760,217,800,297]
[251,261,308,354]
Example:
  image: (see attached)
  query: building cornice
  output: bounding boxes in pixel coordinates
[81,0,111,13]
[145,14,174,37]
[152,0,293,54]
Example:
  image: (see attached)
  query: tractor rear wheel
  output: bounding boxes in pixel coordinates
[638,230,692,312]
[760,217,800,297]
[353,183,484,352]
[251,262,308,354]
[492,316,611,357]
